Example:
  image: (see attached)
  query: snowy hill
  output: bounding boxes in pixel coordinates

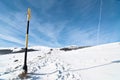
[60,45,90,51]
[0,42,120,80]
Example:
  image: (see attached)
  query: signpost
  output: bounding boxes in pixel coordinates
[23,8,31,74]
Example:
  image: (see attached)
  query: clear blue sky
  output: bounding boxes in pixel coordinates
[0,0,120,48]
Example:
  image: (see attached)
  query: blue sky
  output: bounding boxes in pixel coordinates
[0,0,120,48]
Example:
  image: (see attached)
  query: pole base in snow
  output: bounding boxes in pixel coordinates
[18,65,28,78]
[23,64,27,73]
[18,71,27,79]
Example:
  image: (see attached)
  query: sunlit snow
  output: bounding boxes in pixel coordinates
[0,42,120,80]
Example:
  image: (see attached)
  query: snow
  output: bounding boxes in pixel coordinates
[0,42,120,80]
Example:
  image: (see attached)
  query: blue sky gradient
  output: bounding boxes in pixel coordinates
[0,0,120,48]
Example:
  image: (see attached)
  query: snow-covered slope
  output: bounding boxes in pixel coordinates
[0,42,120,80]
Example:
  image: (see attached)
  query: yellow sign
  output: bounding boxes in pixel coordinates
[27,8,31,21]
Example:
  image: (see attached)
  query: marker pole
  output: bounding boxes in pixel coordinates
[23,8,31,73]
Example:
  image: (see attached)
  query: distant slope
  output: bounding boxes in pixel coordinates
[0,49,13,55]
[60,45,90,51]
[0,48,38,55]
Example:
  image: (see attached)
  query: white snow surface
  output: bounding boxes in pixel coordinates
[0,42,120,80]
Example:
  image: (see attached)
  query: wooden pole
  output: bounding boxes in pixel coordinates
[23,8,31,73]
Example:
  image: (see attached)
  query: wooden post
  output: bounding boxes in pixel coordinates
[23,8,31,73]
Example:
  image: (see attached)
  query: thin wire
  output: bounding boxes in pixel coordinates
[97,0,103,45]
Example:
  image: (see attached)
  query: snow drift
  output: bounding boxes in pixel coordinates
[0,42,120,80]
